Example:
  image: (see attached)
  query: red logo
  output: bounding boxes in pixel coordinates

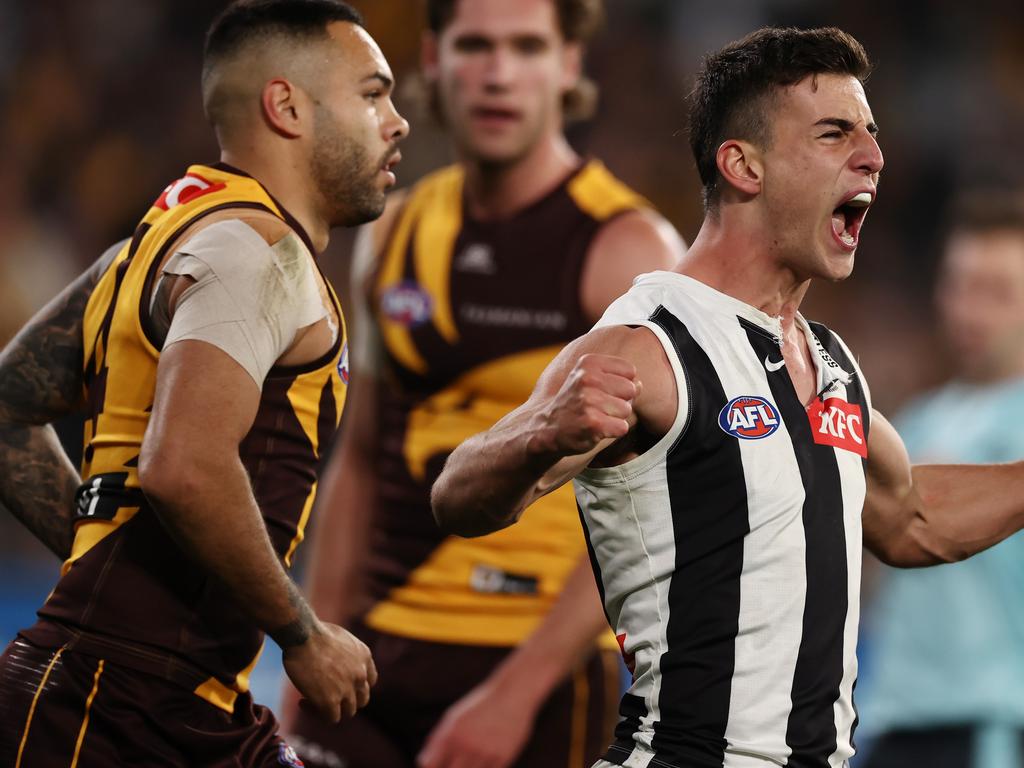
[153,173,226,211]
[807,398,867,457]
[616,632,636,677]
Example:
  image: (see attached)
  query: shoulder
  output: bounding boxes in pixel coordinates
[580,206,686,323]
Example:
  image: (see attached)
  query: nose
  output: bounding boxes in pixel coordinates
[483,47,515,91]
[386,102,410,143]
[855,129,884,176]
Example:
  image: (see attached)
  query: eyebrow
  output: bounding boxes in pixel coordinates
[815,117,880,135]
[361,72,393,90]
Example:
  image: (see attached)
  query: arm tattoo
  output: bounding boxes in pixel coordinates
[0,241,124,559]
[268,582,317,649]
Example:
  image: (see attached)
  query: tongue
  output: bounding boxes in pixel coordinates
[831,209,847,236]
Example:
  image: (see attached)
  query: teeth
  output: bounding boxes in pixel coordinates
[847,192,872,207]
[840,231,856,246]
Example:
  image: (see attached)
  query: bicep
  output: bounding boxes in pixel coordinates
[144,341,261,465]
[0,240,125,424]
[863,408,916,555]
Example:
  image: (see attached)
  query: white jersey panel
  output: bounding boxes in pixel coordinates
[576,271,870,768]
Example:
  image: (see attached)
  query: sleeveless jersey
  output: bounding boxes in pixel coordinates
[363,160,647,647]
[22,163,348,713]
[575,272,871,768]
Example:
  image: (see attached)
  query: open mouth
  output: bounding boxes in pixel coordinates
[831,191,872,249]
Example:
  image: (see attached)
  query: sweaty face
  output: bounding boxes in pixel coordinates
[757,74,884,282]
[430,0,577,166]
[309,22,408,227]
[937,230,1024,382]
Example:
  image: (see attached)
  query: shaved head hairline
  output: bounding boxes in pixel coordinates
[201,19,361,140]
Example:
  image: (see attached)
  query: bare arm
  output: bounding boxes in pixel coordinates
[432,324,675,537]
[864,408,1024,567]
[579,208,686,323]
[0,242,123,558]
[417,556,609,768]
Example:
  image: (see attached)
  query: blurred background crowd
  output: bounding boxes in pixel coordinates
[2,0,1023,754]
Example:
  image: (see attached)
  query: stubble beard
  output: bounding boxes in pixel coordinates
[311,110,386,228]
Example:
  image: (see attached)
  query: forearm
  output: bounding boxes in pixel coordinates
[145,455,316,645]
[886,462,1024,567]
[0,423,79,558]
[431,408,560,538]
[484,556,609,706]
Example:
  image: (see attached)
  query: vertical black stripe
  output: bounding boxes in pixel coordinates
[809,321,870,754]
[741,319,847,767]
[649,306,749,768]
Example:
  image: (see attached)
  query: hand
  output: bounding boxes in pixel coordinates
[281,622,377,723]
[531,353,640,457]
[416,680,538,768]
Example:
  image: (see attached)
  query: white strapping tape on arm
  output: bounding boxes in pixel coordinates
[161,219,328,386]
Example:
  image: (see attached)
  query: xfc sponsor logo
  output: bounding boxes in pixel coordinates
[719,395,780,440]
[380,282,432,327]
[808,397,867,457]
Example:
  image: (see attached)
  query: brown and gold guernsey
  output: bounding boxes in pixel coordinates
[364,160,646,649]
[20,164,348,713]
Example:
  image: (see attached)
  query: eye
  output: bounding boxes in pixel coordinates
[819,130,844,139]
[365,90,382,102]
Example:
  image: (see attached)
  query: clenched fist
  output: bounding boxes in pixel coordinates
[529,353,641,457]
[282,621,377,723]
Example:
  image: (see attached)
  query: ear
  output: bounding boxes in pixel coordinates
[260,78,305,139]
[715,139,762,198]
[421,31,440,82]
[560,41,583,92]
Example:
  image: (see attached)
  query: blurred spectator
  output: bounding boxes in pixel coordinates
[857,190,1024,768]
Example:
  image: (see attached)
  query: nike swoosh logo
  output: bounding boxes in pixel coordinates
[764,355,786,372]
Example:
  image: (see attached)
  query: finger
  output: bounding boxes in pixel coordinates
[589,413,630,440]
[365,653,379,687]
[317,695,341,724]
[579,353,637,380]
[588,371,640,401]
[593,393,633,420]
[356,678,371,708]
[340,689,358,719]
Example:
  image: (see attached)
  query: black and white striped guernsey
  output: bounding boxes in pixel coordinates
[574,271,871,768]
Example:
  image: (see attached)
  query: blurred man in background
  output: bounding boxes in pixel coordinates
[0,1,408,764]
[282,0,685,766]
[858,191,1024,768]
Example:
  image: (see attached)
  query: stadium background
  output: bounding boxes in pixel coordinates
[1,0,1022,754]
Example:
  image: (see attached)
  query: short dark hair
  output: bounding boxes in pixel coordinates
[689,27,872,211]
[948,189,1024,237]
[425,0,604,122]
[203,0,364,77]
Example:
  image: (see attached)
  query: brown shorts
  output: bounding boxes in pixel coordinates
[286,621,622,768]
[0,636,301,768]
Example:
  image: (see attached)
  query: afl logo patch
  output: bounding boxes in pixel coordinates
[719,395,781,440]
[380,281,432,327]
[337,342,349,384]
[278,743,305,767]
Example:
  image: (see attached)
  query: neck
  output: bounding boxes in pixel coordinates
[460,133,579,220]
[677,208,810,329]
[219,145,330,254]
